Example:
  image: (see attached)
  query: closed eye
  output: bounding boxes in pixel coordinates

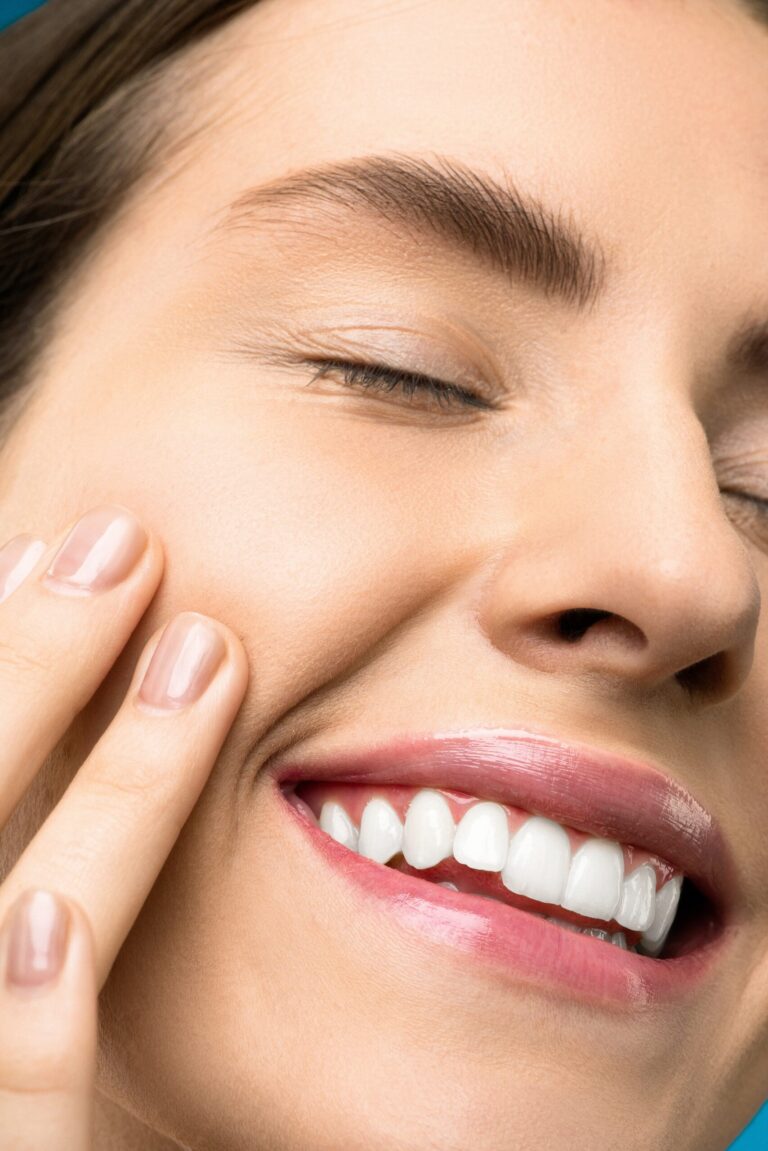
[301,360,768,520]
[722,488,768,516]
[302,358,496,411]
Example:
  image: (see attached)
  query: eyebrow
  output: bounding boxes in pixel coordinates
[210,152,768,384]
[209,151,608,310]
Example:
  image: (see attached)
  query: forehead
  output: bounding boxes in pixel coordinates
[180,1,767,191]
[161,0,768,287]
[57,0,768,375]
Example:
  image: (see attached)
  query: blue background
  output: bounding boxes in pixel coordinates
[0,0,765,1143]
[0,0,48,33]
[729,1102,768,1149]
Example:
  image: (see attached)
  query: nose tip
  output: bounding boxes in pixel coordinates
[475,533,761,706]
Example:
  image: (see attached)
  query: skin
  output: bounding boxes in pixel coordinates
[0,0,767,1146]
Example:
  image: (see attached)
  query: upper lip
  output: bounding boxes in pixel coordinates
[266,725,738,917]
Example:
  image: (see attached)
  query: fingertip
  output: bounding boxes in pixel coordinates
[215,617,251,693]
[0,887,97,999]
[0,888,97,1110]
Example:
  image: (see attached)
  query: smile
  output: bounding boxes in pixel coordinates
[268,726,737,1008]
[286,781,682,955]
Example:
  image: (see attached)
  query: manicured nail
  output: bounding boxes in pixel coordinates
[137,613,226,710]
[4,889,70,992]
[41,505,148,594]
[0,535,47,605]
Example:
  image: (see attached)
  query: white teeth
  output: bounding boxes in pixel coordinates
[502,816,571,905]
[319,801,358,851]
[561,838,623,922]
[452,802,510,871]
[547,917,630,950]
[358,797,403,864]
[582,926,611,942]
[616,863,657,932]
[638,876,683,957]
[314,791,680,958]
[402,789,455,869]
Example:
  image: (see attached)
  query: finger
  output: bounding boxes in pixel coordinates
[0,890,97,1151]
[0,504,163,827]
[0,611,249,987]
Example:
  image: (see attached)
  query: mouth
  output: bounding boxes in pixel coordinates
[267,726,736,1008]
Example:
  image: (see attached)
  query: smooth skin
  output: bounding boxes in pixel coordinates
[0,0,767,1148]
[0,511,248,1146]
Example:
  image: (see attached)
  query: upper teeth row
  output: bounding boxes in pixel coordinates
[318,789,683,957]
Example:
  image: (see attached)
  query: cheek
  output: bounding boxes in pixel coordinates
[91,379,485,740]
[6,352,501,727]
[2,361,483,779]
[170,446,439,720]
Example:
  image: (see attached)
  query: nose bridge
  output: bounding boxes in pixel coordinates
[580,391,751,608]
[476,382,761,701]
[571,387,720,566]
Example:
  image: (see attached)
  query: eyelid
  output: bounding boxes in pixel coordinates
[332,323,500,382]
[303,356,497,412]
[268,322,509,405]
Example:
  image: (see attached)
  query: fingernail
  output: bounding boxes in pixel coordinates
[137,613,226,710]
[0,535,47,605]
[41,505,148,594]
[4,889,70,992]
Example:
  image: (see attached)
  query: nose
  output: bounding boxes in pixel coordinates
[475,396,761,704]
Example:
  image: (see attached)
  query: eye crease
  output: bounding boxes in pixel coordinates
[302,358,497,411]
[723,487,768,517]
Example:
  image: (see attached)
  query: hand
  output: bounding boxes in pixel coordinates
[0,503,248,1149]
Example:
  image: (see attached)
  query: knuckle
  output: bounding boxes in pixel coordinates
[87,746,170,804]
[0,634,51,681]
[84,772,165,828]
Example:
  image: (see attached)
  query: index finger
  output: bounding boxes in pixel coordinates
[0,609,249,988]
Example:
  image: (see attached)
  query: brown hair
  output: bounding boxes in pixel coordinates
[0,0,257,440]
[1,0,767,447]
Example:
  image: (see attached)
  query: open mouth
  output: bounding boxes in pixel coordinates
[282,781,716,962]
[267,727,733,1004]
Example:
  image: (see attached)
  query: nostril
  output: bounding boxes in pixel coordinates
[675,652,728,699]
[557,608,614,642]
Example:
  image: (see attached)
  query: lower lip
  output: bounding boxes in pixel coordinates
[278,785,730,1010]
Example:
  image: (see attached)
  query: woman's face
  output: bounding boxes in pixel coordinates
[2,0,767,1147]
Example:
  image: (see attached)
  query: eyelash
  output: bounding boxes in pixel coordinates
[304,358,494,411]
[724,489,768,517]
[302,357,768,516]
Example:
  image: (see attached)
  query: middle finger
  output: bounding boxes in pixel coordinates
[0,609,248,988]
[0,504,161,826]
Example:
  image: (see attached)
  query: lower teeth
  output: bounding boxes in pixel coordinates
[546,916,634,951]
[436,883,636,951]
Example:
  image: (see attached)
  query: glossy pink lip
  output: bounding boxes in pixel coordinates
[267,726,739,1007]
[266,725,738,918]
[280,794,730,1009]
[267,727,739,1006]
